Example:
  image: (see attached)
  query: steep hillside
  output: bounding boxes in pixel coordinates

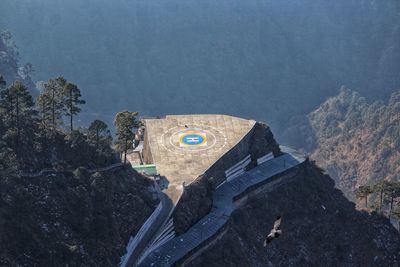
[283,88,400,200]
[309,89,400,199]
[0,167,158,266]
[0,31,36,95]
[0,39,157,266]
[184,161,400,266]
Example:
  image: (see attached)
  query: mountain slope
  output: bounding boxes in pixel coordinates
[0,31,36,95]
[184,161,400,266]
[283,88,400,200]
[309,89,400,199]
[0,167,158,266]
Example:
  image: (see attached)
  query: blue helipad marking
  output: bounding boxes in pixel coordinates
[180,134,205,146]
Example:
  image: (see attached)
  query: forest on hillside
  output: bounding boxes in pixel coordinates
[0,34,158,266]
[282,88,400,216]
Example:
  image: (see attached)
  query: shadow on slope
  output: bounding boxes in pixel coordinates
[187,161,400,266]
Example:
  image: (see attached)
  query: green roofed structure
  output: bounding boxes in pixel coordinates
[132,164,157,176]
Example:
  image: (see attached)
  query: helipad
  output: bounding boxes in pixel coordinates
[142,114,256,202]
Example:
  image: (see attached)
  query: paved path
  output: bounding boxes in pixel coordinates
[120,188,174,267]
[19,162,125,178]
[137,147,305,266]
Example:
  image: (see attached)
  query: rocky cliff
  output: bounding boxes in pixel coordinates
[183,161,400,266]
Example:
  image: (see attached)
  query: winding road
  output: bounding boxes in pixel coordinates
[19,162,125,178]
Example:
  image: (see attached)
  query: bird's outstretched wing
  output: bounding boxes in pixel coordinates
[273,216,282,230]
[263,234,274,247]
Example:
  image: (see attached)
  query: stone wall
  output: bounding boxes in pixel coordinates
[142,128,153,164]
[173,122,282,234]
[202,122,281,187]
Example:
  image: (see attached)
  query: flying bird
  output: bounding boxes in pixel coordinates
[263,216,282,246]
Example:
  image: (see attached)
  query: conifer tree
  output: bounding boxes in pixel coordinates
[43,77,66,127]
[63,82,85,131]
[88,120,111,152]
[356,185,373,208]
[384,181,400,217]
[374,180,392,211]
[114,111,138,166]
[0,81,37,160]
[36,92,52,125]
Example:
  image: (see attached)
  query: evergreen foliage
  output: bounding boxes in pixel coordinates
[114,111,139,166]
[355,185,373,208]
[0,81,37,162]
[63,82,85,131]
[0,73,116,173]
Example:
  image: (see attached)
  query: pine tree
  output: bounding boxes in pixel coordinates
[63,82,85,131]
[88,120,112,166]
[0,112,17,175]
[36,92,52,125]
[374,180,392,211]
[355,185,373,208]
[114,111,138,166]
[43,77,66,127]
[88,120,111,152]
[0,81,37,161]
[384,181,400,218]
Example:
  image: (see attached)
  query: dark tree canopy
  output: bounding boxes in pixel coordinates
[63,82,85,131]
[114,111,139,165]
[42,76,66,127]
[88,119,113,166]
[0,81,37,161]
[0,75,116,172]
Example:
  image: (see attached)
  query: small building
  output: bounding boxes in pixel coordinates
[132,164,157,176]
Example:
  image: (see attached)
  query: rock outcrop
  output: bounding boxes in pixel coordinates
[185,161,400,266]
